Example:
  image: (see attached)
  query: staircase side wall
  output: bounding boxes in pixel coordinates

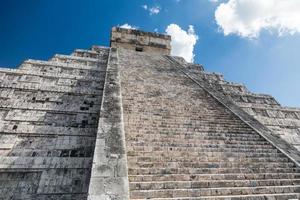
[88,47,129,200]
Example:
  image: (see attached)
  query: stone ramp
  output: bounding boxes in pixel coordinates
[118,49,300,199]
[0,47,108,199]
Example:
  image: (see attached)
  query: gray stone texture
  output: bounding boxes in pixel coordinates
[118,47,300,199]
[111,27,171,56]
[0,27,300,199]
[88,47,129,200]
[0,47,109,199]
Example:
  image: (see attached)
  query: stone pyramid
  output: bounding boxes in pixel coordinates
[0,27,300,200]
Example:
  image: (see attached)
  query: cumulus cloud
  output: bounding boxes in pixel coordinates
[149,6,161,15]
[142,5,161,15]
[165,24,198,63]
[215,0,300,38]
[119,23,138,30]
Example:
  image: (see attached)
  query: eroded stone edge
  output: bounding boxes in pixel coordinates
[87,48,129,200]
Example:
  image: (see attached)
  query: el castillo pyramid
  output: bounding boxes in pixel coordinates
[0,27,300,200]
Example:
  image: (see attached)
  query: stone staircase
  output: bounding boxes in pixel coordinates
[171,57,300,153]
[0,46,108,199]
[118,49,300,199]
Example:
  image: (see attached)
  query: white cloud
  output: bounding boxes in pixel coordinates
[209,0,219,3]
[119,23,138,30]
[141,4,161,15]
[215,0,300,38]
[149,6,161,15]
[142,5,148,10]
[165,24,198,63]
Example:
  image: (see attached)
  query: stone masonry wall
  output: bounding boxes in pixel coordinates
[0,46,108,199]
[110,27,171,55]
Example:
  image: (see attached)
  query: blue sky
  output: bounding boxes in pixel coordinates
[1,0,300,107]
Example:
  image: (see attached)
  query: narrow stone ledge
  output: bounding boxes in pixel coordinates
[88,48,129,200]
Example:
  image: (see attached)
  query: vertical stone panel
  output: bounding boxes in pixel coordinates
[88,48,129,200]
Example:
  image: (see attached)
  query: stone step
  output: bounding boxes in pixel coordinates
[0,156,92,169]
[127,127,260,134]
[128,132,262,139]
[127,139,271,146]
[130,179,300,190]
[127,127,258,134]
[5,194,87,200]
[125,112,244,118]
[128,173,300,182]
[0,87,102,102]
[126,119,255,127]
[127,142,276,150]
[72,49,109,59]
[22,59,106,72]
[125,120,255,126]
[129,114,243,120]
[91,45,110,52]
[0,122,97,137]
[72,50,100,59]
[127,151,285,158]
[128,161,295,169]
[128,156,289,163]
[130,185,300,199]
[52,54,102,62]
[124,105,236,113]
[0,66,104,82]
[126,118,254,125]
[128,167,300,175]
[50,54,102,67]
[7,147,94,158]
[1,109,99,128]
[0,69,103,85]
[127,133,264,141]
[132,193,300,200]
[0,99,101,114]
[20,70,104,82]
[127,146,279,154]
[127,129,259,135]
[0,82,102,95]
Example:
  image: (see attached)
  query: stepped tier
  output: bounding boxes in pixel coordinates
[0,47,109,199]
